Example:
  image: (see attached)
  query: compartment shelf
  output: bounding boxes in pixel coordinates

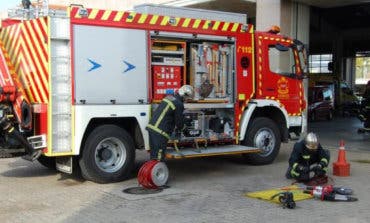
[151,50,184,55]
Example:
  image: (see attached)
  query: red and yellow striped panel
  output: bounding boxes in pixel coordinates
[0,17,49,104]
[0,40,14,87]
[70,7,252,34]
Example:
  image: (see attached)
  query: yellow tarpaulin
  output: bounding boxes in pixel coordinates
[245,185,313,204]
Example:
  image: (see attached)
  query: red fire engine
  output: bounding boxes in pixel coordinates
[0,4,307,183]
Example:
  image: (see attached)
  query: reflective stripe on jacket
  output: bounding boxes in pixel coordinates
[146,94,184,139]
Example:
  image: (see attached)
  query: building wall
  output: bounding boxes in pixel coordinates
[256,0,309,45]
[256,0,282,32]
[47,0,170,10]
[0,0,172,20]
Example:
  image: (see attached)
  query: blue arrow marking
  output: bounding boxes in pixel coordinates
[123,60,135,73]
[87,59,101,72]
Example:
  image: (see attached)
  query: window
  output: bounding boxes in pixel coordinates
[269,45,295,76]
[355,56,370,85]
[309,54,332,73]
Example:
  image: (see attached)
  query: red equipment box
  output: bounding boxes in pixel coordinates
[152,65,182,101]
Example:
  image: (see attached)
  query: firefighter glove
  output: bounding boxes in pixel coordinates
[314,167,326,177]
[175,129,182,138]
[312,164,327,176]
[311,164,322,172]
[296,164,309,174]
[319,160,328,168]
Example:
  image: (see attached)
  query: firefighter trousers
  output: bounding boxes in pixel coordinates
[148,130,168,161]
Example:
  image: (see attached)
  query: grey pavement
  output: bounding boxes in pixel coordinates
[0,116,369,223]
[309,116,370,151]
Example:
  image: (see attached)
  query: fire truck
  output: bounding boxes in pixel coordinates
[0,4,307,183]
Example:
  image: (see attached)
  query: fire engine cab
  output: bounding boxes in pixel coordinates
[0,4,307,183]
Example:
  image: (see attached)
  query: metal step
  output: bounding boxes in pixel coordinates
[165,145,260,159]
[27,134,47,150]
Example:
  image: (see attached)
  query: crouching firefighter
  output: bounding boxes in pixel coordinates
[285,132,330,184]
[137,85,194,189]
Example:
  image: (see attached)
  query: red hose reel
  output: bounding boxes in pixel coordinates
[138,160,169,189]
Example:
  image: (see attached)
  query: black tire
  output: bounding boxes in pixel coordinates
[241,117,281,165]
[79,125,135,183]
[37,156,56,170]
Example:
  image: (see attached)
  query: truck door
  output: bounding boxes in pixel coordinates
[255,33,305,115]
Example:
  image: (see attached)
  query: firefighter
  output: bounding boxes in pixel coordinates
[285,132,330,182]
[359,81,370,129]
[146,85,194,161]
[363,80,370,99]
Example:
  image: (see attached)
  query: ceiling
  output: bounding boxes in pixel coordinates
[310,2,370,55]
[312,3,370,29]
[166,0,370,55]
[295,0,370,8]
[165,0,370,20]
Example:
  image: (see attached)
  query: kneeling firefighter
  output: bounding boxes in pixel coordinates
[138,85,194,189]
[358,80,370,132]
[286,132,330,184]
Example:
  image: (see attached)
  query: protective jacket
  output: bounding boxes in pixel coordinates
[288,140,330,178]
[146,94,184,139]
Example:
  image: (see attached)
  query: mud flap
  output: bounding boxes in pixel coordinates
[56,156,73,174]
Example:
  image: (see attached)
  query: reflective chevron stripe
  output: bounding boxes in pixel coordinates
[70,7,252,34]
[0,17,49,103]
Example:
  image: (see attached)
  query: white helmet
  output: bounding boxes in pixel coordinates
[304,132,319,150]
[178,85,194,100]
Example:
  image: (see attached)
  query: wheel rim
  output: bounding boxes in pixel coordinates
[95,137,127,173]
[151,162,169,187]
[254,128,276,157]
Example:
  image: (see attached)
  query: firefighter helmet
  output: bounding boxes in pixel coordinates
[178,85,194,100]
[304,132,319,150]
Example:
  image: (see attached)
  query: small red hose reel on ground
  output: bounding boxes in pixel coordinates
[138,160,169,189]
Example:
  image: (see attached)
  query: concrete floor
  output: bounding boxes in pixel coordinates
[0,116,369,223]
[309,116,370,151]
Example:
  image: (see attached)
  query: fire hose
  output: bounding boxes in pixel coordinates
[138,160,169,189]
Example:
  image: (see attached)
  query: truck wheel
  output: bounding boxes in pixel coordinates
[37,156,56,170]
[79,125,135,183]
[241,117,281,165]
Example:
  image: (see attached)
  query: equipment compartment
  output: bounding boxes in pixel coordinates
[178,108,234,143]
[151,40,186,101]
[150,37,235,104]
[190,43,234,102]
